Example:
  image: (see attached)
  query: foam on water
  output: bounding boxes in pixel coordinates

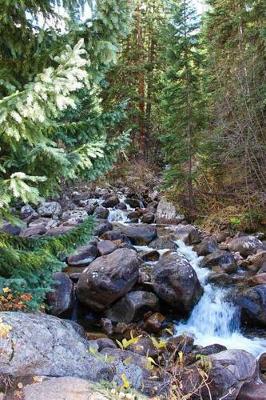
[174,240,266,356]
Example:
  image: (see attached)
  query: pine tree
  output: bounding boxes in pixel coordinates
[102,0,165,161]
[0,1,132,307]
[160,0,206,219]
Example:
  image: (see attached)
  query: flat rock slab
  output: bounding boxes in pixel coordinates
[22,377,111,400]
[0,312,112,381]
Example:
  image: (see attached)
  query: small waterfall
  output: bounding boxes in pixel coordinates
[108,208,129,223]
[174,240,266,356]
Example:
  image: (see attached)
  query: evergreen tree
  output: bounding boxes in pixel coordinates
[0,1,132,307]
[203,0,266,225]
[102,0,165,161]
[160,0,205,218]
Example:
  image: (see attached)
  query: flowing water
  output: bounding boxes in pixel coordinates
[105,195,266,357]
[174,240,266,356]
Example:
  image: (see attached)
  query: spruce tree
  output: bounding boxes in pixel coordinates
[160,0,205,218]
[0,1,132,308]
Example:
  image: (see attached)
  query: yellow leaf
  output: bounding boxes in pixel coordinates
[121,373,131,389]
[0,321,12,338]
[2,287,11,294]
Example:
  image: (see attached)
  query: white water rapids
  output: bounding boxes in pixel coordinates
[107,197,266,357]
[174,240,266,356]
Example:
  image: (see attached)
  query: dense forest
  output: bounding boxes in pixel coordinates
[0,1,266,399]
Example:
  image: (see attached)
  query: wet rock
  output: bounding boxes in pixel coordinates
[38,201,62,217]
[205,350,258,400]
[141,212,155,224]
[140,249,160,262]
[151,253,203,313]
[116,202,127,210]
[67,243,98,267]
[237,382,266,400]
[61,209,88,224]
[0,312,112,380]
[113,223,157,245]
[143,312,166,333]
[174,224,200,245]
[193,237,218,256]
[237,284,266,327]
[22,377,111,400]
[200,250,237,274]
[97,240,117,256]
[128,210,141,220]
[149,234,177,251]
[77,248,140,311]
[94,206,109,219]
[102,195,119,208]
[197,343,227,356]
[106,290,159,323]
[46,272,73,316]
[228,235,264,257]
[155,197,184,224]
[125,197,142,208]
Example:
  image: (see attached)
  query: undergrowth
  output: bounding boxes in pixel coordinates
[0,217,94,310]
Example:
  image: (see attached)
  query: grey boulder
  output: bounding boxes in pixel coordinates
[0,312,112,381]
[77,248,140,311]
[151,253,203,313]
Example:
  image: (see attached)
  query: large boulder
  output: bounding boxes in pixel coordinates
[193,237,218,256]
[228,235,264,257]
[151,253,203,313]
[77,248,141,311]
[61,209,88,225]
[94,206,109,219]
[22,377,112,400]
[237,382,266,400]
[37,201,62,217]
[97,240,117,256]
[0,312,112,380]
[67,243,98,267]
[205,350,258,400]
[46,272,73,316]
[106,290,159,323]
[174,224,200,245]
[237,284,266,327]
[102,195,119,208]
[113,223,157,245]
[200,250,237,274]
[149,234,177,251]
[155,197,184,224]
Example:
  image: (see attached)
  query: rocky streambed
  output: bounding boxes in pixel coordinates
[1,186,266,399]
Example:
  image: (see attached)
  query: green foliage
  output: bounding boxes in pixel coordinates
[0,0,132,221]
[0,217,94,309]
[159,0,206,217]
